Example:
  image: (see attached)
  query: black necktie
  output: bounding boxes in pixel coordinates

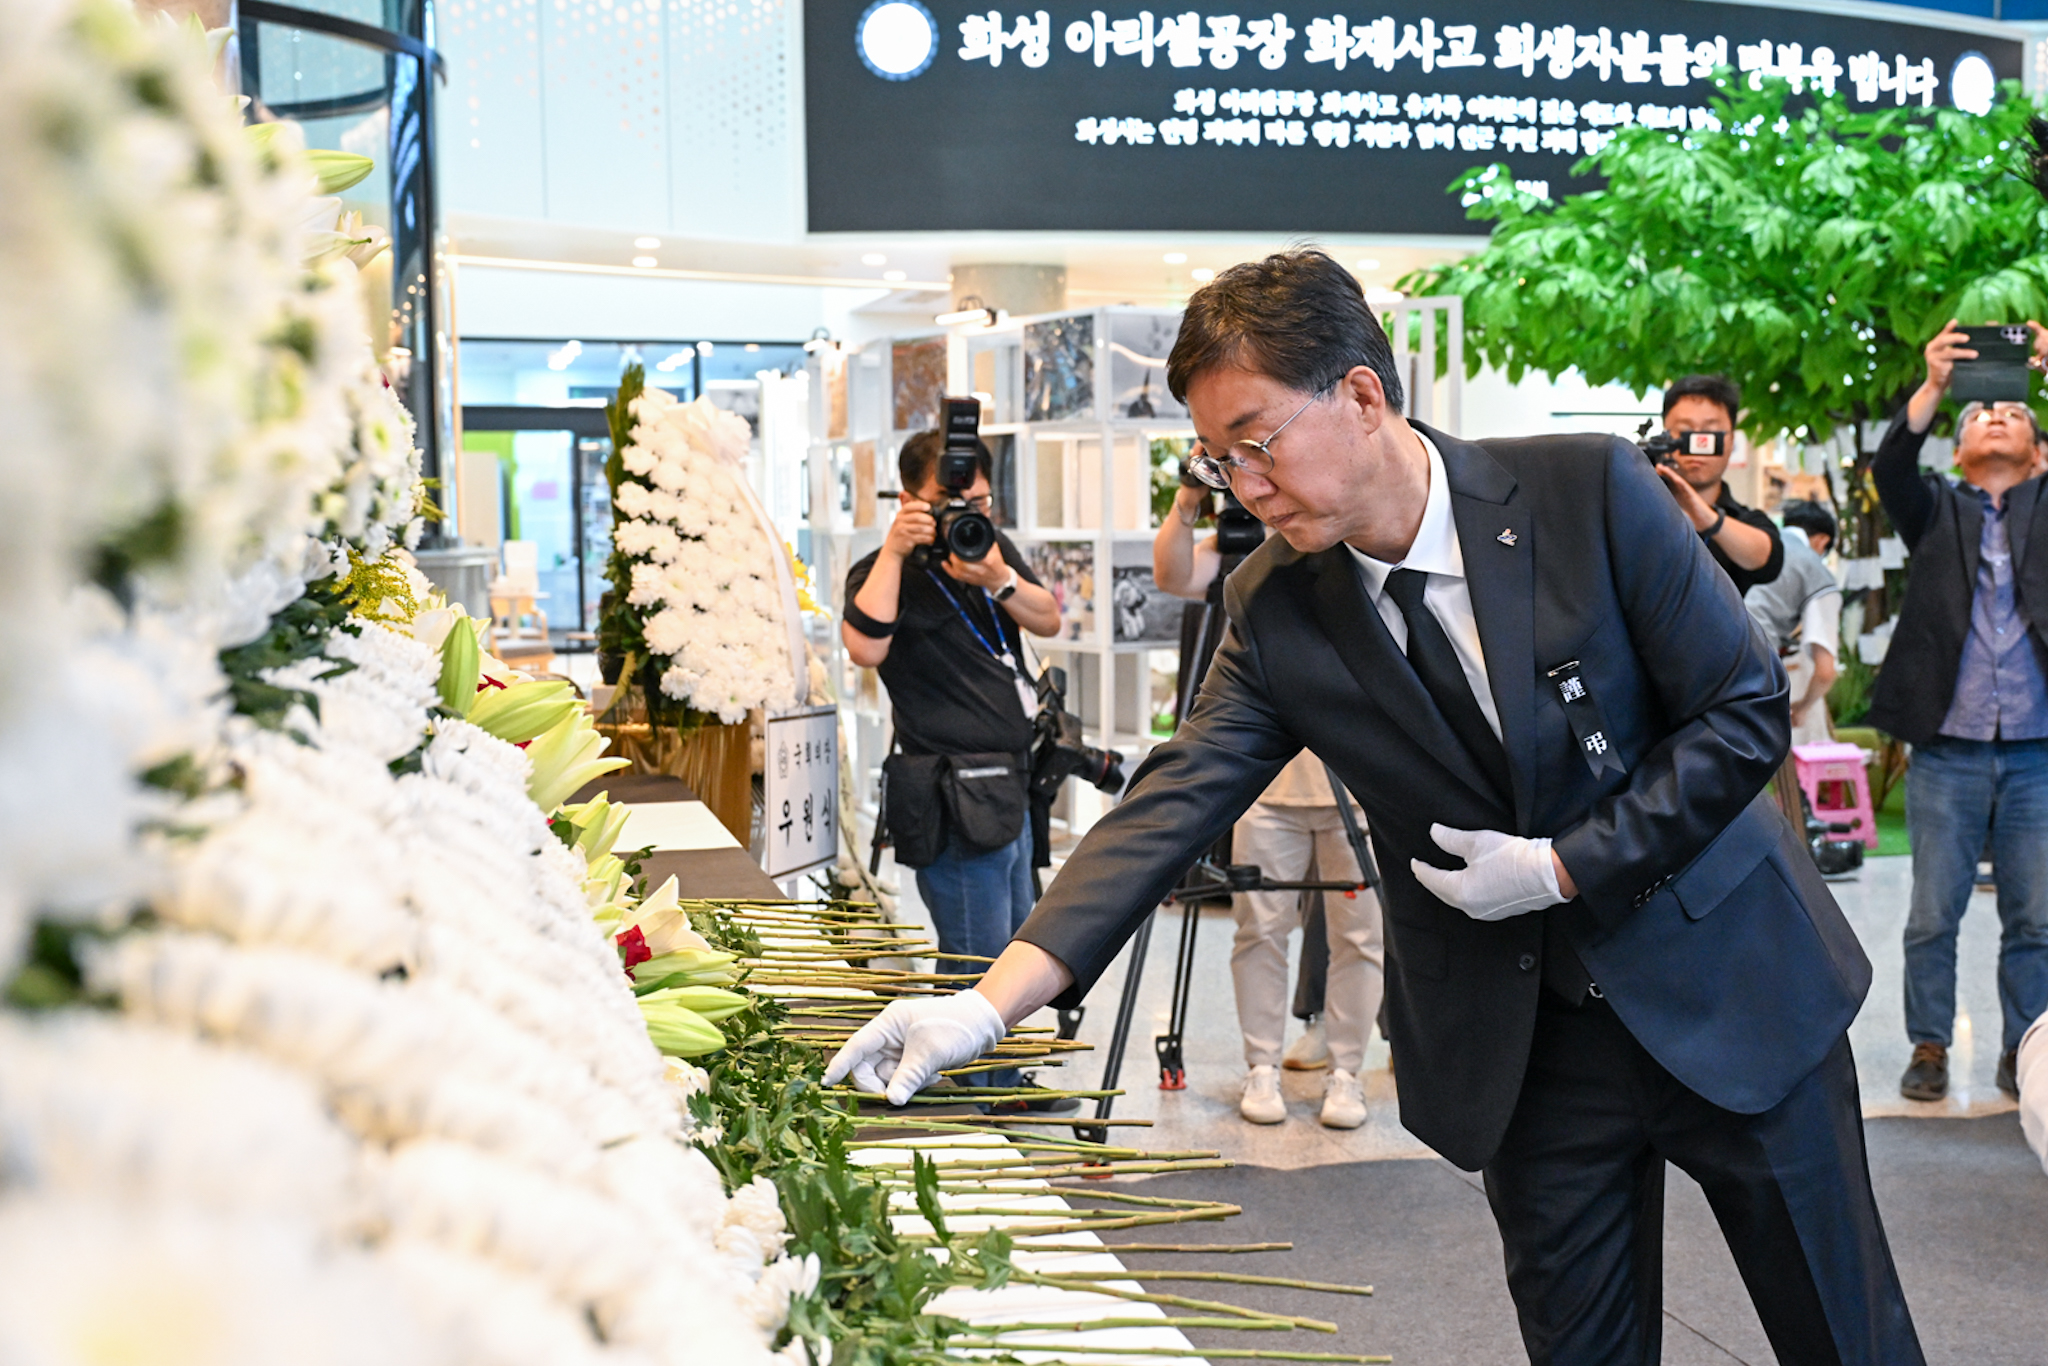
[1383,568,1595,1004]
[1383,568,1512,804]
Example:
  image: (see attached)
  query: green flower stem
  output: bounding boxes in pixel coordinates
[1008,1241,1294,1255]
[952,1316,1292,1333]
[1035,1270,1372,1297]
[1011,1272,1338,1331]
[942,1341,1388,1362]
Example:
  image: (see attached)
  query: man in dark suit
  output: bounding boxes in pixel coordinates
[1869,319,2048,1105]
[827,250,1919,1364]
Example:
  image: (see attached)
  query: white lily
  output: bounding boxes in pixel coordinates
[614,876,714,958]
[524,709,630,814]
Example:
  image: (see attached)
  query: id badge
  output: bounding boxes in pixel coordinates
[1004,651,1037,719]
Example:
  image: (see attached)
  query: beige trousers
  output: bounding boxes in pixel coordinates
[1229,801,1385,1075]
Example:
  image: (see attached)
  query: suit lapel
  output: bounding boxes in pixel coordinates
[1436,437,1536,835]
[2008,477,2039,577]
[1306,549,1499,807]
[1958,486,1985,595]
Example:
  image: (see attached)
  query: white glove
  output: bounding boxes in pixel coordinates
[822,989,1008,1106]
[1410,823,1565,922]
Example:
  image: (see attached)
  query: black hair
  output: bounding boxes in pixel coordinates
[1779,499,1837,547]
[1662,374,1741,428]
[1166,248,1405,411]
[897,429,992,493]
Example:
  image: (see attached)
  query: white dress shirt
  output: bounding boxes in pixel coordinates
[1347,432,1504,743]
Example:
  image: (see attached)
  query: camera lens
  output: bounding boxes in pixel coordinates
[945,507,995,561]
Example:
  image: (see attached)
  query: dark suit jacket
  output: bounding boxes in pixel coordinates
[1866,412,2048,746]
[1016,426,1872,1170]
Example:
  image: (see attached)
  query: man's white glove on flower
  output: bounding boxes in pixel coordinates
[1411,824,1566,922]
[822,989,1008,1105]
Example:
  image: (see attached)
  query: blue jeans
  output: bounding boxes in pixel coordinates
[1903,736,2048,1054]
[915,823,1036,1091]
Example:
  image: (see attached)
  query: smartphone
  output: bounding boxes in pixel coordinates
[1951,325,2033,403]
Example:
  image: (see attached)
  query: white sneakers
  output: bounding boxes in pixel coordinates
[1241,1064,1370,1128]
[1282,1017,1331,1071]
[1239,1064,1287,1124]
[1320,1069,1367,1130]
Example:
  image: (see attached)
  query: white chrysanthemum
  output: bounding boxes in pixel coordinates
[615,480,653,518]
[0,1198,433,1366]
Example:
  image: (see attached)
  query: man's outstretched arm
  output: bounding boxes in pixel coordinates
[826,597,1299,1101]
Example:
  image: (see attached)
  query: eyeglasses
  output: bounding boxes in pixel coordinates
[1188,388,1327,489]
[1963,402,2033,425]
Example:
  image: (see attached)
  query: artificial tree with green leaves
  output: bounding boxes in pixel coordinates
[1404,73,2048,629]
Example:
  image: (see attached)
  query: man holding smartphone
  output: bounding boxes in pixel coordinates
[1657,374,1784,595]
[1871,319,2048,1104]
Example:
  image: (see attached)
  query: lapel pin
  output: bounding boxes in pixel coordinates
[1497,528,1518,547]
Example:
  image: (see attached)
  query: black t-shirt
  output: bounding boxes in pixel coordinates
[844,531,1045,756]
[1704,484,1785,597]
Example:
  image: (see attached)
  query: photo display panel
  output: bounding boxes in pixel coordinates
[806,0,2022,234]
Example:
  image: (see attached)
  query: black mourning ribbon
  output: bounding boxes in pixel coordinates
[1383,568,1513,805]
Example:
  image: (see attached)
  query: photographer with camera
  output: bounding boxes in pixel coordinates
[1156,474,1384,1129]
[1652,375,1784,594]
[843,415,1062,1102]
[1870,318,2048,1105]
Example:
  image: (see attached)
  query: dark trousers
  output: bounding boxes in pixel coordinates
[1482,993,1922,1366]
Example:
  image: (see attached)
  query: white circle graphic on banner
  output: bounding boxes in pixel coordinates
[858,0,938,80]
[1952,52,1995,116]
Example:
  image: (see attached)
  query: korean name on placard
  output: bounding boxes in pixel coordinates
[959,9,1951,107]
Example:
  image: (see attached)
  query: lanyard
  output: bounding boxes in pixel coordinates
[927,570,1009,663]
[929,569,1039,718]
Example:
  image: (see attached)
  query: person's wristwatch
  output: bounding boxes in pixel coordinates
[994,567,1019,601]
[1701,509,1727,540]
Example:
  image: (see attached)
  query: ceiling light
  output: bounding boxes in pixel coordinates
[632,256,658,268]
[883,269,908,282]
[1355,257,1381,271]
[1190,267,1216,282]
[744,342,761,352]
[546,339,583,371]
[696,341,715,355]
[1163,252,1187,264]
[862,252,888,266]
[634,236,661,249]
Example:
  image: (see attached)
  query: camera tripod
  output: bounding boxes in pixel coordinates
[1061,567,1383,1145]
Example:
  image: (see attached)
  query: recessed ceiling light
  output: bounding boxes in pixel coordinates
[744,343,760,352]
[862,252,888,266]
[696,341,715,355]
[882,269,908,282]
[634,236,661,249]
[1356,257,1382,271]
[1191,267,1216,282]
[1163,252,1187,264]
[632,255,658,268]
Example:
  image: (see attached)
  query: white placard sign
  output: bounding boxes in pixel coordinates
[764,706,840,880]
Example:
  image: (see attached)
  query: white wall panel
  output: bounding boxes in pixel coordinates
[664,0,799,240]
[456,265,829,339]
[440,0,548,218]
[538,0,671,226]
[438,0,801,238]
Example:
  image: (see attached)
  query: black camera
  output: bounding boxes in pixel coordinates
[1175,461,1267,559]
[1637,419,1727,468]
[1031,665,1127,799]
[910,398,997,568]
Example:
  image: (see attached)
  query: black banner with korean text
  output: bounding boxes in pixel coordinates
[805,0,2022,233]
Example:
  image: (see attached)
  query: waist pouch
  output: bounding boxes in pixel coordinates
[942,751,1030,854]
[881,753,947,869]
